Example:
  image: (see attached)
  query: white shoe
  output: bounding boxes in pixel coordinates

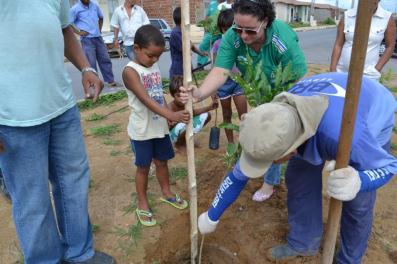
[252,188,274,202]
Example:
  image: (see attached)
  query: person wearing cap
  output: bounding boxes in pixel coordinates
[184,72,397,263]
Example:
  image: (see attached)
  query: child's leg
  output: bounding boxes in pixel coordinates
[232,94,248,119]
[151,136,175,198]
[130,139,155,211]
[152,159,173,198]
[220,97,234,143]
[135,166,151,210]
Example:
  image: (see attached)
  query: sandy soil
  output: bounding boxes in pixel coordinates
[0,65,397,264]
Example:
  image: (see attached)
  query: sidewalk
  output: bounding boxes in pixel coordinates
[190,24,337,44]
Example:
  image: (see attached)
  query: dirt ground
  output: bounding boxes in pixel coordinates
[1,65,397,264]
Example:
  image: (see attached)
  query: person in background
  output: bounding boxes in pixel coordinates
[196,0,224,66]
[212,9,247,145]
[0,1,114,263]
[193,72,397,263]
[70,0,118,87]
[122,25,190,227]
[167,76,218,148]
[169,7,208,80]
[110,0,150,60]
[330,0,396,81]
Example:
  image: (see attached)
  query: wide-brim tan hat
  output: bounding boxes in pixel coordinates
[239,92,329,178]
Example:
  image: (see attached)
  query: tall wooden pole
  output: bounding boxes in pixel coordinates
[321,1,378,263]
[181,2,198,263]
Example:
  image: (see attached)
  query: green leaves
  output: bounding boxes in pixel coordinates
[221,54,297,169]
[197,10,221,36]
[231,55,296,107]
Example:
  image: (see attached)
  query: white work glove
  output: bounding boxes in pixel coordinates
[325,160,361,201]
[198,211,219,234]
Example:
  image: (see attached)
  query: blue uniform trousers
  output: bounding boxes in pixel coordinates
[285,156,376,264]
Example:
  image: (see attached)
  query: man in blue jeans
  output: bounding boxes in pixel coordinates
[196,73,397,264]
[0,1,114,263]
[70,0,117,87]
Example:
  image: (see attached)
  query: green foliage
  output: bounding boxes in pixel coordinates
[169,167,188,184]
[103,139,122,145]
[321,17,336,25]
[113,222,142,247]
[92,224,100,234]
[218,122,240,132]
[194,70,210,82]
[380,68,394,85]
[197,10,221,35]
[110,150,122,156]
[78,91,127,111]
[223,143,242,169]
[288,21,310,28]
[221,55,296,169]
[85,113,106,121]
[90,124,120,137]
[231,56,296,107]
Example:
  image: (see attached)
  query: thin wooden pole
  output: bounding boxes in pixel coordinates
[321,1,379,263]
[181,2,198,263]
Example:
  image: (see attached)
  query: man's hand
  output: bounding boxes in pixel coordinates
[198,211,219,234]
[169,110,190,123]
[113,39,119,49]
[82,71,104,103]
[179,84,201,104]
[79,30,89,37]
[326,160,361,201]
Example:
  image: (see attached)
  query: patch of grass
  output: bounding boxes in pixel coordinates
[391,143,397,151]
[85,113,106,121]
[103,139,122,145]
[319,17,336,25]
[169,166,188,184]
[114,222,142,253]
[288,21,310,28]
[78,91,127,111]
[393,127,397,134]
[231,112,239,120]
[92,224,100,234]
[388,86,397,93]
[90,124,120,137]
[110,150,122,156]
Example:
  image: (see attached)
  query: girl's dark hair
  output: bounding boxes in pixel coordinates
[134,24,165,48]
[232,0,276,26]
[217,9,234,33]
[169,75,184,97]
[173,7,181,25]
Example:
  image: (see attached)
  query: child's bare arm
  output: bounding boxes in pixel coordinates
[192,98,219,116]
[123,67,190,123]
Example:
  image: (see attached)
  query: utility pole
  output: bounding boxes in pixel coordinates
[336,0,339,20]
[351,0,355,9]
[310,0,316,26]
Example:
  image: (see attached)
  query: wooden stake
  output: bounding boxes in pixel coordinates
[321,1,379,263]
[181,2,198,263]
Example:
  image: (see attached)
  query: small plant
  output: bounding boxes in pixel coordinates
[197,10,221,36]
[110,150,122,156]
[78,91,127,111]
[86,113,106,121]
[113,222,142,247]
[92,224,100,234]
[169,166,188,184]
[321,17,336,25]
[103,139,122,145]
[90,124,120,137]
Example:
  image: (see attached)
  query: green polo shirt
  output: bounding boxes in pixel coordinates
[215,19,307,85]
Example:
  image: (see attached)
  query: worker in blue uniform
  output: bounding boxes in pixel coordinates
[195,72,397,264]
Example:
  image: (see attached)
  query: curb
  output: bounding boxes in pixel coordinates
[293,25,337,32]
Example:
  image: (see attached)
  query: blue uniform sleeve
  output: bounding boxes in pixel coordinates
[96,4,104,19]
[359,168,394,192]
[207,161,249,221]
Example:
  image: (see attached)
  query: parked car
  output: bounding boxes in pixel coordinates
[379,17,397,57]
[101,18,172,57]
[149,18,172,51]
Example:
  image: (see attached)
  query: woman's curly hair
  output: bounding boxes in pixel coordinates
[232,0,276,27]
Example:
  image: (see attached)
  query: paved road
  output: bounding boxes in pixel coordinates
[67,28,397,100]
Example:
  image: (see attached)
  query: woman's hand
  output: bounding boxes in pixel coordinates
[179,84,202,104]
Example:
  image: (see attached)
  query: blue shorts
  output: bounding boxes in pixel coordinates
[217,78,244,100]
[130,135,174,167]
